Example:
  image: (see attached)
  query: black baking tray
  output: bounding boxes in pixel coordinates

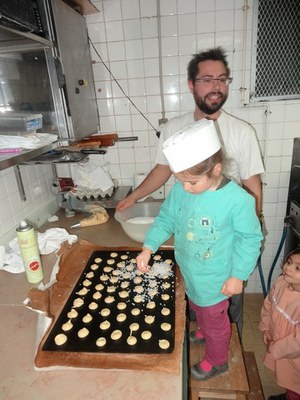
[42,250,176,354]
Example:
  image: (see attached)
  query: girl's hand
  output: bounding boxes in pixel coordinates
[136,248,152,273]
[263,330,273,349]
[221,277,244,297]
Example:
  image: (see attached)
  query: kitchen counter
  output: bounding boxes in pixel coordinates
[0,207,186,400]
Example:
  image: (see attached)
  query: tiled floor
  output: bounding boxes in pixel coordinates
[242,293,284,400]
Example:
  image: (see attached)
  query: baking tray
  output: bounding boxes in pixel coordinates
[42,249,176,354]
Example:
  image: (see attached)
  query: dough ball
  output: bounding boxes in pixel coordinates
[94,257,102,263]
[110,276,119,284]
[148,288,157,297]
[131,308,140,316]
[83,279,92,287]
[161,322,171,331]
[93,291,102,300]
[162,282,171,289]
[134,285,144,294]
[104,296,115,304]
[103,266,113,273]
[159,339,170,349]
[133,277,142,284]
[117,262,124,268]
[100,274,109,281]
[95,283,104,291]
[110,252,118,258]
[73,298,84,308]
[112,269,121,276]
[91,263,99,270]
[82,313,93,323]
[78,327,89,338]
[145,315,155,324]
[120,281,130,289]
[161,294,170,301]
[107,259,115,265]
[62,320,73,332]
[96,337,106,347]
[67,309,78,319]
[54,333,67,346]
[129,322,139,331]
[122,272,131,279]
[116,313,127,322]
[119,290,129,299]
[111,330,122,340]
[117,302,127,310]
[85,271,94,279]
[100,308,111,317]
[153,255,161,261]
[133,295,143,303]
[141,330,152,340]
[161,307,170,316]
[107,286,116,293]
[164,259,173,264]
[126,264,134,272]
[89,302,98,310]
[100,320,111,330]
[127,336,137,346]
[146,301,156,309]
[76,287,89,296]
[120,254,128,260]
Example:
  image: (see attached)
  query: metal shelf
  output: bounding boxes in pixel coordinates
[0,142,58,171]
[0,24,53,53]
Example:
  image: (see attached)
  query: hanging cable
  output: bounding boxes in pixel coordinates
[88,38,160,136]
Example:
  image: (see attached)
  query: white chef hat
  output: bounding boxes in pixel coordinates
[162,119,221,173]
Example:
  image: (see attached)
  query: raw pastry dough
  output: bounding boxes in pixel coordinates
[100,320,111,330]
[100,274,109,281]
[129,322,139,331]
[141,330,152,340]
[131,308,140,316]
[103,266,113,273]
[62,320,73,331]
[73,298,84,308]
[76,287,89,296]
[153,255,161,260]
[116,313,127,322]
[94,257,102,263]
[110,276,119,283]
[93,291,102,300]
[82,313,93,323]
[91,263,99,270]
[127,336,137,345]
[161,307,170,316]
[159,339,170,349]
[119,290,129,299]
[162,282,171,289]
[134,285,144,293]
[54,333,67,346]
[107,259,115,265]
[83,279,92,287]
[100,308,110,317]
[86,271,94,278]
[104,296,115,304]
[146,301,156,309]
[111,330,122,340]
[117,302,127,310]
[120,281,130,289]
[107,286,116,293]
[161,294,170,301]
[144,315,155,324]
[95,283,104,291]
[78,327,89,338]
[133,277,142,284]
[120,254,128,260]
[110,252,118,258]
[133,295,143,303]
[89,301,98,310]
[96,337,106,347]
[67,309,78,319]
[161,322,171,331]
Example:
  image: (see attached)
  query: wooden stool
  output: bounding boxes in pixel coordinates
[189,323,249,400]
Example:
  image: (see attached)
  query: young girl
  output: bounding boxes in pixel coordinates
[259,248,300,400]
[136,119,262,380]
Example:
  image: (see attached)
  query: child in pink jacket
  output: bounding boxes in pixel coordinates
[259,248,300,400]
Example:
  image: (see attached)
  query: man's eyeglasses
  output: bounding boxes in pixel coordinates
[195,77,233,86]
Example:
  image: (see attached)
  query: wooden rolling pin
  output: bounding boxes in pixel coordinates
[81,133,138,147]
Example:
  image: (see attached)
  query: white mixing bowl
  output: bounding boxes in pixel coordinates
[114,201,163,243]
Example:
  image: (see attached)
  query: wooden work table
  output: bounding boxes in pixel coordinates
[0,208,187,400]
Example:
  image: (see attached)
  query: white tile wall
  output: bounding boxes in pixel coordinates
[1,0,299,295]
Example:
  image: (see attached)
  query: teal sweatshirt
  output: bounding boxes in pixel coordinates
[144,180,263,307]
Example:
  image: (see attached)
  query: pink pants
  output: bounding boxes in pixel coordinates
[287,389,300,400]
[189,298,231,366]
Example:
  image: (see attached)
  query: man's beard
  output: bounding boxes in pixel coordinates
[194,91,228,115]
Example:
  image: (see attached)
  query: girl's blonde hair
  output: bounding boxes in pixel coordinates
[181,149,224,177]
